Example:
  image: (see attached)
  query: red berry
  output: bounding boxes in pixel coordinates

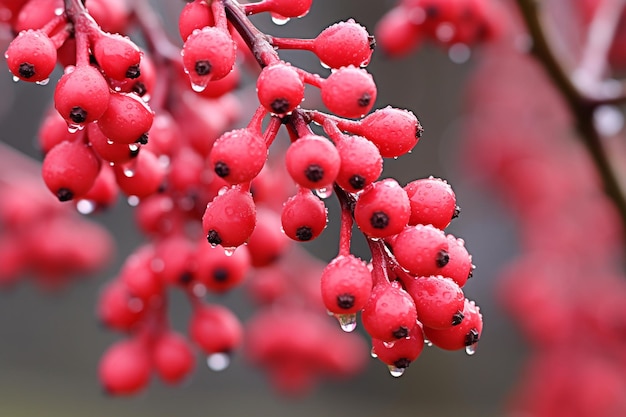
[281,188,328,241]
[354,178,411,238]
[424,299,483,351]
[321,66,376,118]
[256,62,305,115]
[392,224,450,276]
[182,26,236,89]
[440,235,473,287]
[285,134,340,189]
[202,186,256,248]
[42,139,101,202]
[320,254,373,315]
[97,280,145,331]
[152,331,195,385]
[404,177,457,229]
[179,0,215,42]
[313,20,373,69]
[375,7,422,57]
[93,32,142,80]
[97,92,154,145]
[113,149,166,199]
[54,65,110,126]
[87,122,136,164]
[119,245,163,302]
[209,128,268,184]
[371,323,425,371]
[361,282,418,342]
[335,134,383,193]
[5,29,57,82]
[99,339,151,396]
[194,242,251,293]
[189,304,243,354]
[403,275,465,329]
[246,209,290,267]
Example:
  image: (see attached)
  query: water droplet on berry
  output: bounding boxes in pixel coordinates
[465,342,478,356]
[35,78,50,86]
[223,247,237,257]
[76,199,97,214]
[320,60,331,70]
[370,347,378,358]
[271,14,290,25]
[424,338,433,347]
[314,187,332,199]
[12,75,19,83]
[192,283,206,297]
[123,166,135,178]
[67,123,84,133]
[206,352,230,371]
[191,82,208,93]
[54,7,63,15]
[127,195,140,206]
[388,365,405,377]
[383,340,395,348]
[335,313,357,332]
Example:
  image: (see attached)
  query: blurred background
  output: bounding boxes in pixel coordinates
[0,0,526,416]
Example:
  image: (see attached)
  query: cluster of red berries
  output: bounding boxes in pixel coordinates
[375,0,504,59]
[2,0,482,395]
[461,12,626,416]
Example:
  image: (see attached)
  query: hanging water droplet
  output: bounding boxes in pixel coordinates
[128,144,139,152]
[207,352,230,371]
[123,166,135,177]
[223,247,236,257]
[54,7,64,15]
[271,14,290,25]
[320,60,331,70]
[314,187,332,199]
[12,75,19,83]
[424,338,433,347]
[35,78,50,86]
[465,342,478,356]
[127,195,140,206]
[76,199,97,215]
[383,340,395,348]
[335,313,357,332]
[370,347,378,358]
[388,365,405,377]
[191,82,208,93]
[67,123,84,133]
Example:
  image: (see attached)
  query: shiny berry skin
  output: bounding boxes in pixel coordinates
[54,65,110,125]
[335,134,383,193]
[5,29,57,82]
[42,139,101,202]
[209,128,268,184]
[87,122,136,164]
[321,66,377,118]
[424,299,483,351]
[405,177,457,229]
[354,179,411,238]
[285,134,340,189]
[281,188,327,241]
[113,149,166,199]
[202,186,256,248]
[194,243,251,293]
[182,26,236,86]
[152,331,195,385]
[313,20,373,69]
[189,304,244,354]
[97,92,155,145]
[392,224,450,276]
[178,0,214,42]
[440,235,473,287]
[93,32,142,80]
[403,275,465,329]
[320,254,373,315]
[361,282,418,342]
[256,62,305,115]
[371,323,425,369]
[99,339,151,396]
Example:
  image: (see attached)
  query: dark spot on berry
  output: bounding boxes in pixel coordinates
[304,164,324,182]
[214,161,230,178]
[207,229,222,246]
[136,133,149,144]
[370,211,389,229]
[465,328,480,346]
[270,98,291,114]
[452,311,464,326]
[436,249,450,268]
[18,62,35,79]
[348,174,366,190]
[56,188,74,202]
[179,271,193,284]
[358,93,371,107]
[393,358,411,369]
[468,264,476,279]
[132,82,147,97]
[368,35,376,50]
[337,293,355,309]
[416,121,424,138]
[295,226,313,241]
[69,106,87,124]
[425,5,439,18]
[452,205,461,219]
[195,60,212,76]
[213,267,229,282]
[125,64,141,79]
[392,326,409,339]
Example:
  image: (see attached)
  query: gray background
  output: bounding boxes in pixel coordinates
[0,1,523,416]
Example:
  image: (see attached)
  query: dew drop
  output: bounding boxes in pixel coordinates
[271,14,290,25]
[314,187,332,199]
[424,338,433,347]
[76,199,96,215]
[36,78,50,86]
[54,7,63,15]
[191,82,208,93]
[207,352,230,371]
[383,340,395,348]
[12,75,19,83]
[123,166,135,178]
[335,313,357,332]
[223,247,236,257]
[370,347,378,358]
[320,60,331,70]
[388,365,405,377]
[128,144,139,152]
[465,342,478,356]
[127,195,140,206]
[67,123,84,133]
